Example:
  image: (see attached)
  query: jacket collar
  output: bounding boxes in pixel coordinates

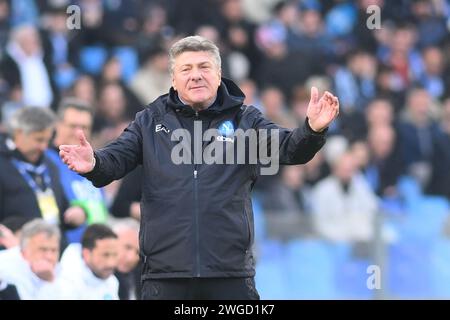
[166,77,245,117]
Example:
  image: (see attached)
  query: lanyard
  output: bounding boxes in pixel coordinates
[10,158,52,192]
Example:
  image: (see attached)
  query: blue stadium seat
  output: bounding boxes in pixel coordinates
[255,258,289,300]
[251,197,267,244]
[79,46,108,75]
[335,258,374,299]
[399,196,449,241]
[397,176,422,201]
[257,239,284,262]
[430,238,450,298]
[387,240,432,298]
[284,239,337,299]
[113,47,139,83]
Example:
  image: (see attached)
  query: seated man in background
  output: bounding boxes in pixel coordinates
[59,224,119,300]
[46,98,109,243]
[0,107,86,240]
[112,218,141,300]
[0,219,64,299]
[46,98,109,226]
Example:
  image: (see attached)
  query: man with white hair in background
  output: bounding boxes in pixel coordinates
[0,107,86,233]
[112,218,141,300]
[0,24,55,108]
[311,151,378,256]
[0,219,64,299]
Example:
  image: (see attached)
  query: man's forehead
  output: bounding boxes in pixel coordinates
[30,233,59,244]
[175,51,214,64]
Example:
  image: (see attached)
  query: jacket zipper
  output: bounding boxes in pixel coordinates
[193,168,200,277]
[194,110,201,277]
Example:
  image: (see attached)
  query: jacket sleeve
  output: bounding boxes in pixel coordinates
[83,114,144,187]
[248,106,327,165]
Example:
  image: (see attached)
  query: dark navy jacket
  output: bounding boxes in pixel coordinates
[84,78,327,279]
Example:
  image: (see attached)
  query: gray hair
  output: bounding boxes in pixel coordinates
[57,97,94,120]
[169,35,221,75]
[8,107,56,136]
[111,218,140,235]
[20,219,61,250]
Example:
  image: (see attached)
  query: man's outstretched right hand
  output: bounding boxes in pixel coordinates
[59,129,95,174]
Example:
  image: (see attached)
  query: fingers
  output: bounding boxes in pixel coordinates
[310,86,319,104]
[59,145,73,152]
[322,91,339,109]
[76,129,88,147]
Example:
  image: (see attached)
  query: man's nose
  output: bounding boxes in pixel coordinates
[190,68,202,81]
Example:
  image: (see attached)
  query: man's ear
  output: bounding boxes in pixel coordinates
[82,248,90,262]
[172,76,176,91]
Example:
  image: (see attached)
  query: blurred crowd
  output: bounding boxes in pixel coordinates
[1,0,450,299]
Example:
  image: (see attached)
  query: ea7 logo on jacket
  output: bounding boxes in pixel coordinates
[155,124,170,133]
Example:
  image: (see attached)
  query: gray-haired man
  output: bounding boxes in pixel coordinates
[60,36,339,299]
[0,219,63,299]
[0,107,85,229]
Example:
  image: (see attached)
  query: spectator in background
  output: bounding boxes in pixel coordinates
[398,87,447,193]
[0,107,85,232]
[40,4,81,92]
[130,46,172,106]
[214,0,259,79]
[260,86,296,128]
[1,25,56,109]
[59,224,119,300]
[135,3,173,60]
[0,0,11,49]
[69,74,97,107]
[239,78,261,110]
[411,0,448,49]
[287,6,333,60]
[415,46,445,99]
[92,82,131,148]
[334,50,378,113]
[97,56,142,120]
[112,218,141,300]
[365,98,395,129]
[425,97,450,199]
[46,98,108,227]
[256,25,321,100]
[260,165,316,241]
[311,151,378,255]
[365,125,404,197]
[378,24,422,90]
[0,219,64,299]
[375,64,407,114]
[78,0,109,46]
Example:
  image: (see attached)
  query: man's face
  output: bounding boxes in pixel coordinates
[172,51,221,109]
[116,229,139,273]
[56,108,93,145]
[83,238,119,279]
[22,233,60,272]
[14,128,53,163]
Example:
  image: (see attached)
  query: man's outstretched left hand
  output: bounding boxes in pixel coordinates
[306,86,340,132]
